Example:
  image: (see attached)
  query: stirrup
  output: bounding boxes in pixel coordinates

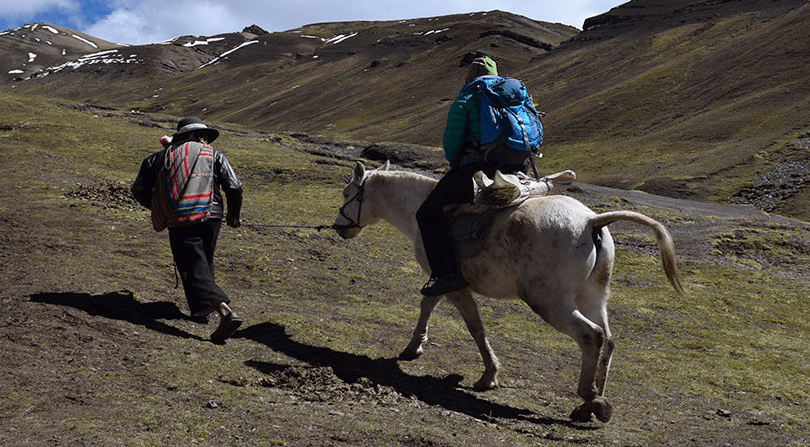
[420,274,468,296]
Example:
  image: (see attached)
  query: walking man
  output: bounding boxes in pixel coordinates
[132,116,244,343]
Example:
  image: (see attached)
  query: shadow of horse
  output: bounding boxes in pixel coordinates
[27,291,591,428]
[237,321,586,428]
[29,289,204,341]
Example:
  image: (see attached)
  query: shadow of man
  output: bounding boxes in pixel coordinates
[30,289,203,340]
[238,321,578,426]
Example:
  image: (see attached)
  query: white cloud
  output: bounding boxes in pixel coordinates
[85,10,145,44]
[2,0,77,16]
[85,0,246,44]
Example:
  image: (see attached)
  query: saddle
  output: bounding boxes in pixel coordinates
[449,169,576,258]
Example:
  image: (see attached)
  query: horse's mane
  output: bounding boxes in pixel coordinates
[364,168,438,207]
[373,168,438,186]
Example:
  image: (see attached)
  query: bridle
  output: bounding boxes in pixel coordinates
[334,178,367,230]
[242,177,367,232]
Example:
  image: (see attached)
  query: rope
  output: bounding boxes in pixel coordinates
[240,223,340,231]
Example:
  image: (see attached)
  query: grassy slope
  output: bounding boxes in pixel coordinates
[1,92,809,446]
[519,6,810,212]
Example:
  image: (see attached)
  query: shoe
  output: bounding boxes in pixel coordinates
[210,312,243,343]
[421,274,468,296]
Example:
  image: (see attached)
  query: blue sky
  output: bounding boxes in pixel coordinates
[0,1,623,45]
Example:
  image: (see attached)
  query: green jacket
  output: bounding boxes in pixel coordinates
[442,87,482,167]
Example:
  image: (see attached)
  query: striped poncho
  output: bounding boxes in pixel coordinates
[150,141,215,231]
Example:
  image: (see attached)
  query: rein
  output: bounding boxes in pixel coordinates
[242,177,367,232]
[241,223,337,231]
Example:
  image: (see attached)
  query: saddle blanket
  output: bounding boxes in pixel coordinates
[450,169,576,257]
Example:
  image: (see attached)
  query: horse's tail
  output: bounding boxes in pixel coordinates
[589,211,685,295]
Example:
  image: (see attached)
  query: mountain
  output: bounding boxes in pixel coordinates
[1,11,576,143]
[0,22,279,92]
[578,0,806,39]
[0,23,118,80]
[526,0,810,219]
[1,1,809,220]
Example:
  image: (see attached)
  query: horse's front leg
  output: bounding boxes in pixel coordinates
[448,292,501,390]
[399,295,443,360]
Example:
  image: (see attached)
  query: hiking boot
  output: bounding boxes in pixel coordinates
[421,273,468,296]
[210,312,243,344]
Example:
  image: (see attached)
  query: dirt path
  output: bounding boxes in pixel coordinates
[573,183,807,224]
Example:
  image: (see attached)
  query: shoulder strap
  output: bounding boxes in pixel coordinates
[460,75,502,93]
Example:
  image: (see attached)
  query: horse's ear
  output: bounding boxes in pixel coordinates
[352,161,366,185]
[377,160,391,171]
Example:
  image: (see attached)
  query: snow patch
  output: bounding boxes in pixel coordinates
[32,49,141,78]
[83,49,120,59]
[43,26,59,34]
[197,40,258,69]
[325,32,358,45]
[183,37,226,47]
[28,53,36,63]
[413,28,450,36]
[71,34,98,49]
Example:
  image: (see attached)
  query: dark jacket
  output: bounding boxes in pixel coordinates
[131,142,242,221]
[442,85,481,168]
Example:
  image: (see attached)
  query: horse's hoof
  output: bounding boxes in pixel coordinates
[398,347,422,360]
[569,404,593,422]
[569,397,613,423]
[473,377,499,391]
[591,397,613,423]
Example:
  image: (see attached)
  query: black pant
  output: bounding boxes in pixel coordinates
[415,162,502,277]
[168,219,230,318]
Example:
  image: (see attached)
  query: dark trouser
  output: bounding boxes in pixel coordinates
[168,219,230,318]
[416,161,502,278]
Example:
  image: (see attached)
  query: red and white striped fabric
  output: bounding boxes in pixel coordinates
[150,141,215,231]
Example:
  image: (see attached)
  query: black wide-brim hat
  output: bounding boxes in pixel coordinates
[172,116,219,143]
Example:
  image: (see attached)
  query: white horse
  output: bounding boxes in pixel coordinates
[333,161,684,423]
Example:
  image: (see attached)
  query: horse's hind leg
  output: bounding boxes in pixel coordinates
[399,295,443,360]
[530,298,611,423]
[572,284,614,423]
[447,292,501,390]
[563,309,613,423]
[569,229,615,422]
[576,281,613,397]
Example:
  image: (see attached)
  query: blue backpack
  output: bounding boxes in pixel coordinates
[463,75,543,166]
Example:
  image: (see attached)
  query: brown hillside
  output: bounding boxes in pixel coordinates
[1,2,809,220]
[515,0,810,218]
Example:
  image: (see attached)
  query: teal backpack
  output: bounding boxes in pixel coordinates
[463,75,543,166]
